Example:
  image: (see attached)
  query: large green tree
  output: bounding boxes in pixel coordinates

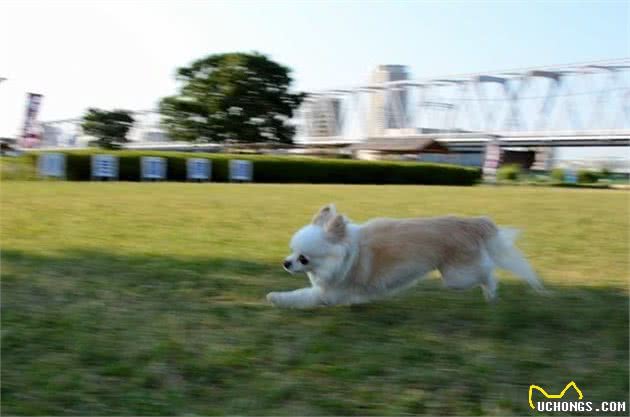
[160,52,304,143]
[81,108,134,149]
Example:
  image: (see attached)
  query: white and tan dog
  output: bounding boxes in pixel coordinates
[267,204,544,309]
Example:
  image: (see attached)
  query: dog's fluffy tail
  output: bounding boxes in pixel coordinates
[487,227,546,292]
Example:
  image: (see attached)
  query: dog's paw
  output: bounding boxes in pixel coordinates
[266,292,282,306]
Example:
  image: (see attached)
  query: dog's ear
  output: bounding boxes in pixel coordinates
[325,214,347,242]
[312,203,337,226]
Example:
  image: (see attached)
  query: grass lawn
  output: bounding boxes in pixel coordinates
[1,182,628,415]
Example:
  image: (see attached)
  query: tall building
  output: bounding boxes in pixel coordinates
[303,97,342,139]
[368,65,409,137]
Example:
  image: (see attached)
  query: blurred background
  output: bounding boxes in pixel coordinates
[1,1,628,415]
[1,0,629,174]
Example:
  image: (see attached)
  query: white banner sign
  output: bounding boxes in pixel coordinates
[229,160,253,182]
[38,153,65,178]
[141,157,166,180]
[92,155,118,179]
[187,158,211,180]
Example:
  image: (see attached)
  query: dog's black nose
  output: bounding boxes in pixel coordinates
[283,260,292,269]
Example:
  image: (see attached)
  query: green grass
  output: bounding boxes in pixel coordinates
[1,182,628,415]
[0,156,37,181]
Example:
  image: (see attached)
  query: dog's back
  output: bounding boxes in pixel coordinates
[348,215,543,300]
[361,215,497,265]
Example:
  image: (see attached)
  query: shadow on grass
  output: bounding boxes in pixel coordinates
[2,248,628,416]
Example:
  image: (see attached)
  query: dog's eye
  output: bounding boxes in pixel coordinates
[298,255,309,265]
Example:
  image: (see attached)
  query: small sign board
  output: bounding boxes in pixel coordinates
[141,157,167,180]
[91,154,118,180]
[565,168,577,184]
[229,160,253,182]
[187,158,211,181]
[38,153,65,178]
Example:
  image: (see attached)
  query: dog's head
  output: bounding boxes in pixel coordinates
[283,204,349,275]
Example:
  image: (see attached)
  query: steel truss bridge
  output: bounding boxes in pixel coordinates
[295,58,630,150]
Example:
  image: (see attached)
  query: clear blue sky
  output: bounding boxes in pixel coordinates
[0,0,628,146]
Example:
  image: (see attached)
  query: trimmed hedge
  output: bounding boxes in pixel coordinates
[551,168,565,183]
[0,156,37,180]
[497,164,521,181]
[25,150,481,185]
[550,168,600,185]
[577,170,599,184]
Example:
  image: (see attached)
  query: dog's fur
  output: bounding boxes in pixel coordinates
[267,204,544,308]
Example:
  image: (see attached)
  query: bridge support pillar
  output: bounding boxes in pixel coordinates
[530,145,555,171]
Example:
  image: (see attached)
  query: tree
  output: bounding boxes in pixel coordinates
[160,52,304,144]
[82,108,135,149]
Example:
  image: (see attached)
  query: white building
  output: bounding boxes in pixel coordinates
[369,65,410,137]
[302,97,342,140]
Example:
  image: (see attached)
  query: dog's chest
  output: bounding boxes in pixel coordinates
[307,271,339,289]
[307,272,323,287]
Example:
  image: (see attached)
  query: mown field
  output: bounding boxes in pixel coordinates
[1,182,628,415]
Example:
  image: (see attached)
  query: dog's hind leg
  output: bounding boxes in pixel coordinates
[481,272,498,303]
[440,250,496,301]
[440,264,483,290]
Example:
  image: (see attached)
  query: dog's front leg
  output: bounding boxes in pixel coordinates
[266,287,323,309]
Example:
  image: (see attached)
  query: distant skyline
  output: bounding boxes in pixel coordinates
[1,0,628,161]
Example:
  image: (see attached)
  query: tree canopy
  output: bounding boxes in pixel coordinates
[81,108,134,149]
[160,52,304,144]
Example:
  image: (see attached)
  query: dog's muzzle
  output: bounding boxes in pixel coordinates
[283,260,294,274]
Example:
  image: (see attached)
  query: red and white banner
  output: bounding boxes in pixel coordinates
[20,93,43,148]
[482,137,502,182]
